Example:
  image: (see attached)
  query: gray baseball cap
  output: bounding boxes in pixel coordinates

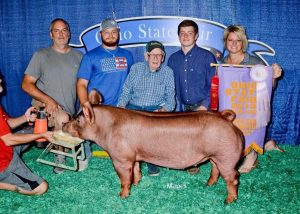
[99,18,119,32]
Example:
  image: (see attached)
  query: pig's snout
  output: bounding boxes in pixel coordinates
[62,121,80,138]
[61,121,68,130]
[61,121,69,133]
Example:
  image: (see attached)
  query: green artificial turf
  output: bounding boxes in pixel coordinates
[0,145,299,214]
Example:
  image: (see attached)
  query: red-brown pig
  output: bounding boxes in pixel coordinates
[62,105,244,204]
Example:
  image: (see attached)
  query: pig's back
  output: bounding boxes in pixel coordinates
[130,113,243,168]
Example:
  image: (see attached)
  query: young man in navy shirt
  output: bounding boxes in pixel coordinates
[168,19,216,175]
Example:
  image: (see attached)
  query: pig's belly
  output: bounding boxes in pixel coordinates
[137,153,208,169]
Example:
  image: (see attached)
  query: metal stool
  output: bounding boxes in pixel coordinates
[37,136,85,171]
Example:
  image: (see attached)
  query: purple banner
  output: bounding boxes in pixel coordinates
[218,65,273,155]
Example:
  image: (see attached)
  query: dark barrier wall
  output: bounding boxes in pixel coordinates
[0,0,299,145]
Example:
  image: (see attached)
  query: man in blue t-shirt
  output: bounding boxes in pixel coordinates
[76,18,133,170]
[77,18,134,123]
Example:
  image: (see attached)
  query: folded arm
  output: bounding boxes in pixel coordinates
[22,74,59,114]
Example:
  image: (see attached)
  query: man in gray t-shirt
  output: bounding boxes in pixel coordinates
[24,47,81,117]
[22,18,82,126]
[22,18,82,174]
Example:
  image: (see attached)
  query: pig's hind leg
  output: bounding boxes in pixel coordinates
[112,160,134,198]
[217,161,239,204]
[207,160,220,186]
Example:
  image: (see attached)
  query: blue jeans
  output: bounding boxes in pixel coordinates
[126,103,160,174]
[83,140,92,159]
[126,103,160,112]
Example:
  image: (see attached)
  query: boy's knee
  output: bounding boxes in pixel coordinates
[34,181,48,195]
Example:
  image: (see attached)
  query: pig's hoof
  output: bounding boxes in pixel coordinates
[119,191,130,198]
[224,196,237,205]
[207,179,217,186]
[133,180,140,186]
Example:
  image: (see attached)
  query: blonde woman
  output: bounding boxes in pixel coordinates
[221,25,283,173]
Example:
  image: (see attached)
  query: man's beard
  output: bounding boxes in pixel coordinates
[102,39,119,47]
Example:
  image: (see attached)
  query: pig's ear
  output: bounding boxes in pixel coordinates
[82,107,93,123]
[81,101,95,124]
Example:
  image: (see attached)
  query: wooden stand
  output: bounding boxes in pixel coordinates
[37,139,85,171]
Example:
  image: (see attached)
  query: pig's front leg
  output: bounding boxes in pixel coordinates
[112,160,134,198]
[133,162,141,185]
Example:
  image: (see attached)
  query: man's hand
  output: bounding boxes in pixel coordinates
[82,101,95,124]
[22,74,59,115]
[88,89,103,105]
[195,105,207,111]
[154,107,168,112]
[44,99,60,115]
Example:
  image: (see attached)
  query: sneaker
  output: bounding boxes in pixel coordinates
[78,159,89,171]
[148,170,160,176]
[53,155,66,174]
[53,166,65,174]
[187,166,199,175]
[147,163,160,176]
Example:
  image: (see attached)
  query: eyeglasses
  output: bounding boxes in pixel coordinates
[148,53,163,59]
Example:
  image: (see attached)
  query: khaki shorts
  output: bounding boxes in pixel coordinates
[0,145,44,191]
